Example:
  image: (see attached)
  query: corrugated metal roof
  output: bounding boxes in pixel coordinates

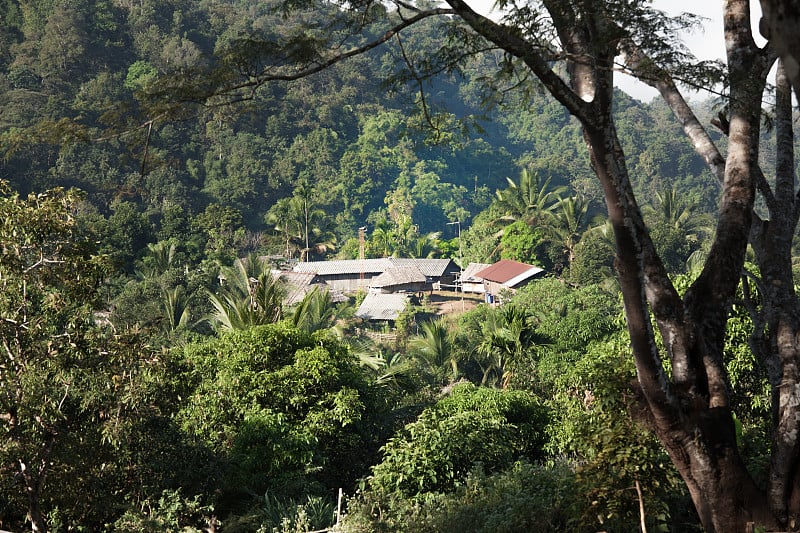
[274,270,316,306]
[275,271,349,306]
[387,258,457,277]
[293,258,390,275]
[292,258,457,277]
[474,260,544,286]
[461,262,492,282]
[369,266,427,287]
[355,293,409,321]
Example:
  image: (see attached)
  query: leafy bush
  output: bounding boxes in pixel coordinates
[223,493,337,533]
[113,489,214,533]
[176,324,391,513]
[341,461,580,532]
[340,383,552,532]
[545,333,690,532]
[367,384,548,497]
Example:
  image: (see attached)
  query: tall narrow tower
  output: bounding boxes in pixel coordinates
[358,226,366,282]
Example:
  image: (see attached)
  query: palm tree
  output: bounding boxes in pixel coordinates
[409,318,458,383]
[265,181,336,261]
[136,240,177,280]
[291,180,337,262]
[645,186,714,241]
[391,214,418,257]
[475,305,544,388]
[494,168,566,227]
[644,187,714,273]
[348,339,415,391]
[162,285,191,333]
[547,194,602,265]
[265,197,301,259]
[299,209,337,262]
[290,286,338,333]
[207,271,284,331]
[207,255,285,331]
[409,231,441,259]
[369,218,395,258]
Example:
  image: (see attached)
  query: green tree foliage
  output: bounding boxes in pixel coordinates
[193,203,245,263]
[37,3,90,87]
[545,195,602,271]
[101,200,153,270]
[643,187,713,273]
[493,168,564,228]
[176,324,389,515]
[343,461,579,533]
[546,334,687,532]
[408,318,458,384]
[289,286,339,334]
[508,278,620,395]
[265,180,336,261]
[567,221,616,286]
[474,305,547,388]
[499,219,544,265]
[368,384,547,496]
[345,384,549,529]
[0,182,166,531]
[207,254,284,331]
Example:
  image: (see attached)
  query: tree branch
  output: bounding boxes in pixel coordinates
[207,9,457,100]
[621,41,726,183]
[443,0,595,125]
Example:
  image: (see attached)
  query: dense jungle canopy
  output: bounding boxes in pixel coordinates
[1,0,800,531]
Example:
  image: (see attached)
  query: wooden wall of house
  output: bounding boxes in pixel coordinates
[319,274,374,293]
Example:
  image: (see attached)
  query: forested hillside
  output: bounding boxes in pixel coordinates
[1,0,798,531]
[0,0,721,269]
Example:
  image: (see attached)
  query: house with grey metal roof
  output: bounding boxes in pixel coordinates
[273,271,347,307]
[355,293,411,322]
[460,262,492,293]
[369,265,427,294]
[292,258,458,293]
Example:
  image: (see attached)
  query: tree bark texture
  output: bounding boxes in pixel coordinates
[747,59,800,524]
[759,0,800,93]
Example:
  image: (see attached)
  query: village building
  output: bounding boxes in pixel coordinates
[355,292,412,322]
[368,265,427,294]
[292,257,459,293]
[459,262,493,294]
[273,270,347,306]
[473,259,545,304]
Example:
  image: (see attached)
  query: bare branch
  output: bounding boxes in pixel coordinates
[443,0,594,125]
[207,9,457,101]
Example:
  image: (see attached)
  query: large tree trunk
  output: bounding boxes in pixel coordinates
[626,5,800,529]
[583,109,778,533]
[411,0,798,527]
[746,59,800,525]
[759,0,800,92]
[443,0,785,530]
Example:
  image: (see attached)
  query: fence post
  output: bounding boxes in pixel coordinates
[336,487,343,526]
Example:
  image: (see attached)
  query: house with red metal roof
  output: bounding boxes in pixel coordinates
[473,259,545,304]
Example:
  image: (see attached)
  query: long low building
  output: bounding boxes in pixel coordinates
[292,257,460,293]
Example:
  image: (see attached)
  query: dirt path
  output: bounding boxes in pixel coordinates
[428,291,482,316]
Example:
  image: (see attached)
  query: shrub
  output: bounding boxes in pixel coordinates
[341,461,581,532]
